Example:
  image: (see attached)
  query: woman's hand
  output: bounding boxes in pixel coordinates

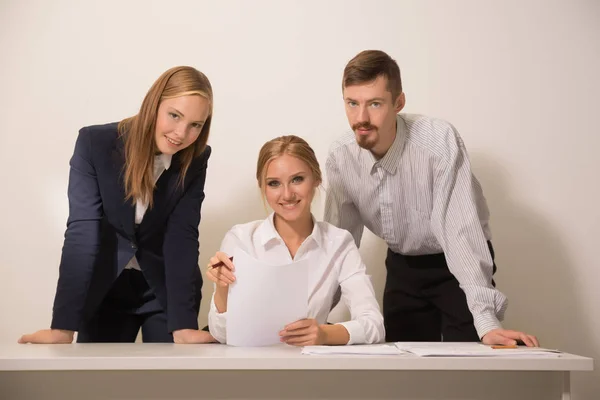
[19,329,74,344]
[206,252,236,288]
[279,319,326,346]
[173,329,218,344]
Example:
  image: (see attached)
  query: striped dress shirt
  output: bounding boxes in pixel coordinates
[324,113,508,338]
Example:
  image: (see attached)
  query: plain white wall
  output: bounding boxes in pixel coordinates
[1,0,598,397]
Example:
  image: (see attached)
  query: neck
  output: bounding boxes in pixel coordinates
[273,213,313,246]
[371,120,397,160]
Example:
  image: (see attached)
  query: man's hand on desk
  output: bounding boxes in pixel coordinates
[18,329,74,344]
[482,329,540,347]
[173,329,218,344]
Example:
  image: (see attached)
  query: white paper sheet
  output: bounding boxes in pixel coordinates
[226,248,309,347]
[302,344,404,356]
[394,342,562,357]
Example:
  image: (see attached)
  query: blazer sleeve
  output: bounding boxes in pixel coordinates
[51,128,104,331]
[162,146,211,332]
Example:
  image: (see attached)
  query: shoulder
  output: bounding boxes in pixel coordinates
[190,145,212,170]
[219,219,265,253]
[326,130,358,164]
[316,221,356,249]
[77,122,120,149]
[224,219,264,241]
[401,113,464,163]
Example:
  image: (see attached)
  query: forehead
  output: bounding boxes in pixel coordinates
[160,95,210,120]
[266,154,310,176]
[343,75,392,100]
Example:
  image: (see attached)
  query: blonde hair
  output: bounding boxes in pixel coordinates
[256,135,322,198]
[118,66,213,207]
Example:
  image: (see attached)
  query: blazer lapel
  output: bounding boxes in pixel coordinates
[137,154,184,237]
[111,136,136,240]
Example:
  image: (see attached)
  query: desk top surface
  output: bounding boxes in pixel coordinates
[0,343,593,372]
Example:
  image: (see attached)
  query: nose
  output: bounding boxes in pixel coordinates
[357,105,369,123]
[173,122,188,140]
[282,184,295,201]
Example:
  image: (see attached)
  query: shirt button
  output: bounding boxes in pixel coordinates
[131,243,137,250]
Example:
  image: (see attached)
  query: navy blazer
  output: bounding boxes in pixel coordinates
[51,122,210,333]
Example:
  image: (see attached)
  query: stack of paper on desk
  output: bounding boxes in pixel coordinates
[394,342,562,357]
[302,344,404,355]
[226,248,309,347]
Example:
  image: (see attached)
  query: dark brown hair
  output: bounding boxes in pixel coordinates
[342,50,402,100]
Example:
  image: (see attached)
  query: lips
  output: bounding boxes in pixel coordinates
[280,200,300,209]
[165,135,182,146]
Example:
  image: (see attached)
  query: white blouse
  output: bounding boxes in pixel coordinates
[208,213,385,345]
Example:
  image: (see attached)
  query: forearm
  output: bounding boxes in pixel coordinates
[51,224,101,331]
[163,224,201,331]
[214,286,228,313]
[208,292,228,343]
[320,324,350,345]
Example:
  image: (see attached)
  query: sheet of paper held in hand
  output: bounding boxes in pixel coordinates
[226,248,309,346]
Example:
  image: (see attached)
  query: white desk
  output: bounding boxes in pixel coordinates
[0,343,593,400]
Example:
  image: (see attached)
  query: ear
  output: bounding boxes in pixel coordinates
[394,92,406,113]
[312,178,321,196]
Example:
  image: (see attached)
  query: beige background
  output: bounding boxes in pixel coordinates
[1,0,598,398]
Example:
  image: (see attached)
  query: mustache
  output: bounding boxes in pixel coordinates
[352,122,378,131]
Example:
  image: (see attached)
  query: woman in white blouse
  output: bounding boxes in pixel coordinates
[206,135,384,345]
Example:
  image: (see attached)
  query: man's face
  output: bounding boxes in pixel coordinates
[343,75,404,157]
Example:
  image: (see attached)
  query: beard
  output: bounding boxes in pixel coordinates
[353,121,379,150]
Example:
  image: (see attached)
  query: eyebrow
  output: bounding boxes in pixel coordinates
[168,107,205,124]
[265,171,307,181]
[345,97,386,103]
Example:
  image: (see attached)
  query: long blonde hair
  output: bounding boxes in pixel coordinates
[118,66,213,207]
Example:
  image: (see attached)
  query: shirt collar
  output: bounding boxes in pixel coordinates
[155,153,172,170]
[258,212,324,249]
[367,114,406,174]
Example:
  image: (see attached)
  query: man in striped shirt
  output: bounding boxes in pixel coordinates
[324,50,538,346]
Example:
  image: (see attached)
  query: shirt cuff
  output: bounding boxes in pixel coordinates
[336,320,365,345]
[473,312,503,339]
[208,293,228,343]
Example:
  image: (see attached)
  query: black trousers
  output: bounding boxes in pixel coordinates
[383,242,496,342]
[77,269,172,343]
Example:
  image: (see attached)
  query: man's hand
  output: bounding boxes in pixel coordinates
[482,328,539,347]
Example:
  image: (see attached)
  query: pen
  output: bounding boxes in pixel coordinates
[210,256,234,269]
[491,345,518,349]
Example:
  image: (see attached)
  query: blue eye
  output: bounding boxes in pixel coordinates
[267,180,280,187]
[191,122,203,129]
[292,176,304,183]
[169,112,179,120]
[371,102,381,108]
[347,101,358,107]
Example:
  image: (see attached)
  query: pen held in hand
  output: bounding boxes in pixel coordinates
[210,256,234,269]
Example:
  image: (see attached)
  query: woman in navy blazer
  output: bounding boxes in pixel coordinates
[20,66,216,344]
